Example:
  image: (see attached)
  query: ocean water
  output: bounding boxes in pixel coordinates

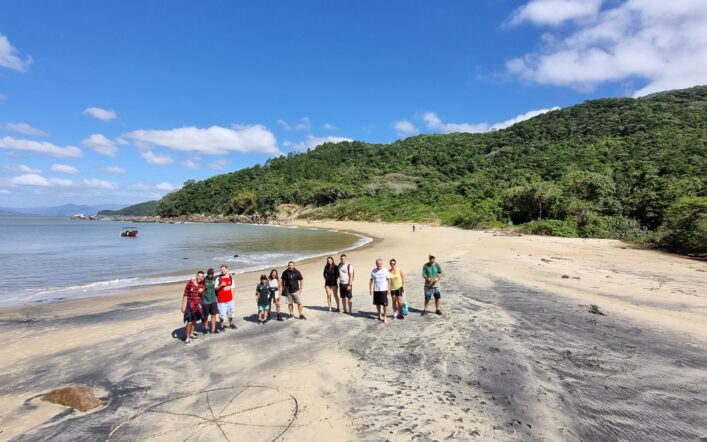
[0,216,368,305]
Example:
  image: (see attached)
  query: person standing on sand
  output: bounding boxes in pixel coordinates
[422,255,443,316]
[282,261,305,319]
[256,275,271,325]
[201,268,220,334]
[268,269,283,321]
[181,271,205,344]
[323,256,341,312]
[338,254,355,314]
[215,265,237,330]
[389,259,405,320]
[369,258,392,323]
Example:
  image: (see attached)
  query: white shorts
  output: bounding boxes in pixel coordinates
[218,300,234,319]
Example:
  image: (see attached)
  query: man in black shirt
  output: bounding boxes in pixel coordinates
[282,261,305,319]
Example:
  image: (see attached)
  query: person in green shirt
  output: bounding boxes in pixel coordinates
[202,268,220,334]
[422,255,443,316]
[255,275,271,325]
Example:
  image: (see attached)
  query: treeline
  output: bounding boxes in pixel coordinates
[98,200,158,216]
[156,86,707,254]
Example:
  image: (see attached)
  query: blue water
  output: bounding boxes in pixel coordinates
[0,216,368,304]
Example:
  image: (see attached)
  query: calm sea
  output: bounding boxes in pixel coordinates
[0,216,368,305]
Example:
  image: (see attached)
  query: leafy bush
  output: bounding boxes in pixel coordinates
[517,219,579,237]
[577,213,647,241]
[657,196,707,254]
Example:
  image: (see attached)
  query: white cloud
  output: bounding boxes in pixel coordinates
[506,0,707,96]
[124,124,279,155]
[51,164,79,175]
[100,166,126,174]
[140,150,174,165]
[83,107,117,121]
[82,133,118,156]
[508,0,603,26]
[9,174,73,187]
[83,178,118,190]
[284,135,353,150]
[422,107,560,134]
[12,164,41,173]
[322,123,336,130]
[276,119,292,131]
[0,189,10,194]
[155,182,177,191]
[0,33,32,72]
[277,117,311,131]
[394,120,419,137]
[0,136,82,157]
[181,158,200,170]
[208,158,228,170]
[133,182,180,192]
[4,122,47,136]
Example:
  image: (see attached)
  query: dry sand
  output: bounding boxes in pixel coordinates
[0,221,705,441]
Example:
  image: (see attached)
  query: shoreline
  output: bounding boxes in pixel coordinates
[0,221,705,440]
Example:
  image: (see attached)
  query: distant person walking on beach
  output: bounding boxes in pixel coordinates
[256,275,271,325]
[268,269,283,321]
[389,259,405,320]
[181,271,205,344]
[282,261,305,320]
[201,268,220,334]
[422,255,443,316]
[369,259,392,323]
[323,256,341,312]
[216,265,237,330]
[338,254,355,314]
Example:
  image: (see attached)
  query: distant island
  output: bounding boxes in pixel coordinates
[97,200,158,217]
[0,203,125,217]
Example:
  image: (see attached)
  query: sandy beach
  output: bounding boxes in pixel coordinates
[0,221,705,441]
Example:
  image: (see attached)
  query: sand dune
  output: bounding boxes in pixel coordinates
[0,221,705,441]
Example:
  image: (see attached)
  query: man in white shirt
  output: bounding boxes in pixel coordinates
[338,254,355,315]
[369,258,392,323]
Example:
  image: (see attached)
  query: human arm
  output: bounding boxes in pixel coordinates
[368,271,373,295]
[349,265,354,287]
[181,282,189,313]
[400,269,405,289]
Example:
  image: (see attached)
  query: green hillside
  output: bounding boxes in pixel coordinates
[98,200,158,216]
[156,86,707,254]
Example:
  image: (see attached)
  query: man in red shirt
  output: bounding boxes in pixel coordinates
[181,271,205,344]
[216,265,237,330]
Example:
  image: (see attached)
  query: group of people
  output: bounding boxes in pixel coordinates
[180,254,444,344]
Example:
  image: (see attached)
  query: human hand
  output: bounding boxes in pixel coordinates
[181,307,185,313]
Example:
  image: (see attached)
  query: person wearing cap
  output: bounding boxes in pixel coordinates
[201,268,220,334]
[422,254,443,316]
[255,275,271,325]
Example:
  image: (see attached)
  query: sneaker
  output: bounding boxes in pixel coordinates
[335,308,340,313]
[398,314,405,320]
[421,311,427,316]
[276,314,283,321]
[213,328,220,334]
[289,314,294,319]
[229,324,236,329]
[191,334,199,340]
[300,315,307,320]
[185,338,191,345]
[435,310,442,315]
[392,315,397,321]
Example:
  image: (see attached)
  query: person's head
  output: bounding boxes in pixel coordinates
[220,265,229,274]
[375,258,383,269]
[269,268,278,279]
[340,254,348,263]
[326,256,335,267]
[390,258,397,268]
[428,254,436,264]
[260,274,268,283]
[196,271,205,282]
[206,268,215,279]
[287,261,295,270]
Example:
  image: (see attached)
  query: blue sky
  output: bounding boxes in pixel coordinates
[1,0,705,207]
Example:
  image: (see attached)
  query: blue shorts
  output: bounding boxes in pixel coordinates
[424,286,441,302]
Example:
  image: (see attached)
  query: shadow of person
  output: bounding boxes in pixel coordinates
[241,314,263,323]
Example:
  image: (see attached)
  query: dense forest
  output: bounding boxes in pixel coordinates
[156,86,707,254]
[99,200,158,216]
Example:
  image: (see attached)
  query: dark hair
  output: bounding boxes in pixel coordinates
[288,261,295,265]
[325,256,335,269]
[196,271,205,276]
[220,264,228,269]
[389,258,397,265]
[260,274,268,281]
[269,269,278,279]
[207,268,214,274]
[340,253,347,258]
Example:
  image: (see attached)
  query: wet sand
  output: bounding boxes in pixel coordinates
[0,221,705,441]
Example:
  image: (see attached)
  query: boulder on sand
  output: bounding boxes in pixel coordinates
[41,385,105,412]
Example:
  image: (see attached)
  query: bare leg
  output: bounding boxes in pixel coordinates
[210,315,217,332]
[376,305,382,320]
[275,298,281,317]
[348,298,353,314]
[383,306,388,323]
[435,298,441,312]
[333,286,340,311]
[298,304,304,317]
[325,286,332,311]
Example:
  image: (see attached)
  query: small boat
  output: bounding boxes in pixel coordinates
[120,227,138,237]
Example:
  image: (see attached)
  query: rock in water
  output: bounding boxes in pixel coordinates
[41,385,105,412]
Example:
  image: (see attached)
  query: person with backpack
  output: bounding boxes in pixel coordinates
[422,254,443,316]
[338,254,355,314]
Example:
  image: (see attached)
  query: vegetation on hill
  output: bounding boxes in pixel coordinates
[156,86,707,254]
[98,200,158,217]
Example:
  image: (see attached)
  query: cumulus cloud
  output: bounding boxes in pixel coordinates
[277,117,311,131]
[0,33,32,72]
[155,182,177,191]
[394,120,419,137]
[9,174,73,187]
[508,0,603,26]
[208,158,228,170]
[124,125,279,155]
[100,166,126,174]
[51,164,79,175]
[4,122,47,137]
[12,164,41,174]
[422,107,560,134]
[506,0,707,96]
[83,178,118,190]
[133,182,180,192]
[83,107,117,121]
[283,135,353,150]
[0,136,82,157]
[181,158,200,170]
[82,133,118,156]
[322,123,336,130]
[140,150,174,165]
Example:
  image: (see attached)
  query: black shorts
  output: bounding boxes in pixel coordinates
[325,281,338,288]
[373,291,388,306]
[269,288,278,300]
[202,302,218,316]
[391,288,404,297]
[339,283,353,298]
